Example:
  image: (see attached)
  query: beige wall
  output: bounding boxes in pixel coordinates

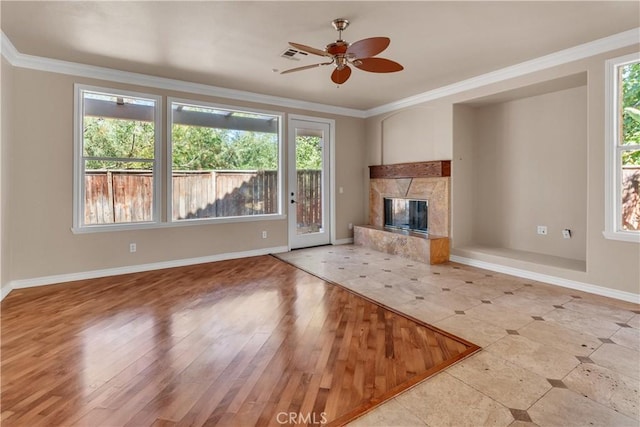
[451,104,475,249]
[5,66,366,282]
[1,57,13,294]
[365,45,640,296]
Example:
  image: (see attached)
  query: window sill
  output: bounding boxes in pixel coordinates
[72,214,286,234]
[602,230,640,243]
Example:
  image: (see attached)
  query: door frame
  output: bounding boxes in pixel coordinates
[287,114,336,250]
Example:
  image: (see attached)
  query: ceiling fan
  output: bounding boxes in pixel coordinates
[281,18,404,85]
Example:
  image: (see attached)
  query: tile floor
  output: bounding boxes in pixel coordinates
[276,245,640,427]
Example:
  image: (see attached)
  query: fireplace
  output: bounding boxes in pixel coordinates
[384,198,428,234]
[354,160,451,264]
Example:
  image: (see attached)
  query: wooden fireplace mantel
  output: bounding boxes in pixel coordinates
[369,160,451,179]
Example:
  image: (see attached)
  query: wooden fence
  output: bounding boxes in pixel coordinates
[84,170,322,225]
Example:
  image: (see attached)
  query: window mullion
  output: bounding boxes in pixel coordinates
[83,156,155,163]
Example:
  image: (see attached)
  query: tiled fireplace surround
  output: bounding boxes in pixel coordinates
[354,161,451,264]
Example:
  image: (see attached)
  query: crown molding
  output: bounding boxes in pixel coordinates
[3,28,639,119]
[0,32,365,119]
[364,27,640,117]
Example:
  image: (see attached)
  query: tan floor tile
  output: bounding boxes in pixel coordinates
[393,264,435,280]
[590,344,640,380]
[509,422,539,427]
[610,327,640,351]
[529,388,637,427]
[421,290,483,311]
[575,292,640,312]
[563,299,636,324]
[520,293,574,308]
[368,270,417,287]
[517,320,601,356]
[465,304,536,330]
[542,308,622,338]
[346,398,427,427]
[485,335,579,379]
[447,351,552,409]
[419,275,468,289]
[393,299,455,324]
[395,373,514,427]
[441,266,493,282]
[452,283,507,301]
[391,279,443,299]
[490,295,558,317]
[514,281,569,296]
[434,315,507,347]
[564,363,640,420]
[628,314,640,330]
[471,276,526,293]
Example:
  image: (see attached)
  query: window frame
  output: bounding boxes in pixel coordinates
[603,52,640,242]
[72,84,163,233]
[166,97,286,225]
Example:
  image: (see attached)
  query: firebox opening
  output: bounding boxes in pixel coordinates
[383,197,428,234]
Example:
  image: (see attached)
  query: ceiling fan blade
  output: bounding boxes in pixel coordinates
[331,66,352,84]
[289,42,330,57]
[280,62,332,74]
[346,37,390,59]
[354,57,404,73]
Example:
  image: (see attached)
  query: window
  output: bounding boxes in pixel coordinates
[73,85,162,231]
[604,54,640,242]
[168,99,283,222]
[73,88,284,233]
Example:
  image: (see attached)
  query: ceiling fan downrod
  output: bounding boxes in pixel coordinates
[331,18,350,41]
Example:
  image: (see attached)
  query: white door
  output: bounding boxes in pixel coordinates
[288,117,332,249]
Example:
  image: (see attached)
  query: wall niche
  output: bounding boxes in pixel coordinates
[451,72,588,272]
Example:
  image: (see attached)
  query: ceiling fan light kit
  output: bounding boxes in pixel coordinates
[281,18,404,85]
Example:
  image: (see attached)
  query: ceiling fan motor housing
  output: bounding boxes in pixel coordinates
[326,41,348,56]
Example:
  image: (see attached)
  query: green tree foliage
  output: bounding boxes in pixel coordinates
[83,117,155,169]
[295,136,323,170]
[172,125,279,170]
[83,115,324,172]
[622,61,640,165]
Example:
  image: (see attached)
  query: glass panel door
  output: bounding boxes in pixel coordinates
[288,118,331,249]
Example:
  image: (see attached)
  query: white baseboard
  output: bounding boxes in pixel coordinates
[333,238,354,245]
[450,255,640,304]
[8,246,289,291]
[0,284,11,302]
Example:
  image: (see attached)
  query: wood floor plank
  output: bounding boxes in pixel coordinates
[1,255,478,426]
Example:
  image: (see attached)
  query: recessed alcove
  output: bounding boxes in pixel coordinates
[451,73,588,273]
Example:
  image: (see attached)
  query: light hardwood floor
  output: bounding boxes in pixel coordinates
[1,255,477,426]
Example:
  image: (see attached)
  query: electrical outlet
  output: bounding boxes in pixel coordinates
[562,229,572,239]
[348,223,353,230]
[536,225,547,235]
[262,231,267,239]
[129,243,137,253]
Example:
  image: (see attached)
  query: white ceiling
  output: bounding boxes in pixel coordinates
[1,1,639,110]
